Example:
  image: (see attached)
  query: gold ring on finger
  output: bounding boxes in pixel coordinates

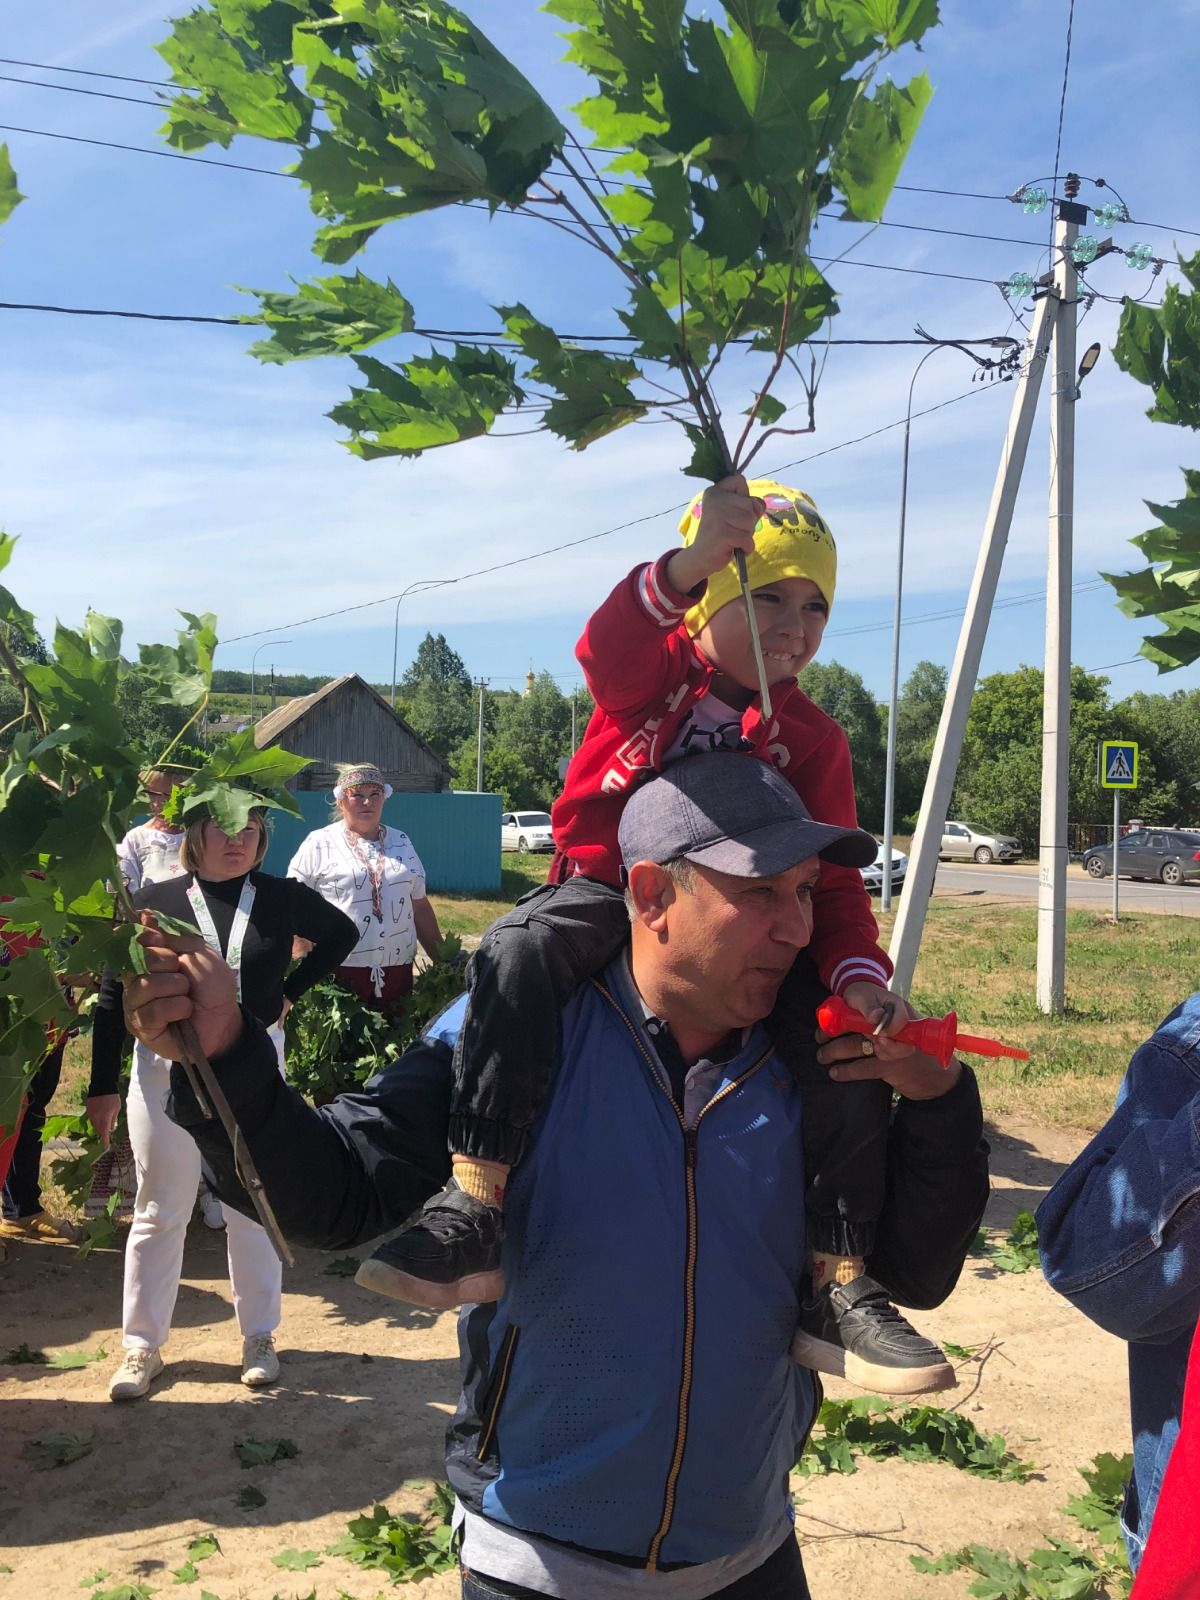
[860,1038,874,1057]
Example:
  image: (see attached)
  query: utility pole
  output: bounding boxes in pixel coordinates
[889,290,1059,994]
[475,678,488,792]
[1036,180,1084,1015]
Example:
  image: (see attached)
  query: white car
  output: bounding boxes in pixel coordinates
[501,810,555,853]
[860,841,908,895]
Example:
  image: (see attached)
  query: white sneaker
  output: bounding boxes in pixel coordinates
[109,1347,165,1401]
[241,1334,280,1388]
[199,1191,225,1230]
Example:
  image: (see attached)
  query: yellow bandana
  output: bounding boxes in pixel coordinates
[677,479,837,636]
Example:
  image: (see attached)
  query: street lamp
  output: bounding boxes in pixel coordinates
[880,339,1017,910]
[389,579,454,708]
[249,639,290,725]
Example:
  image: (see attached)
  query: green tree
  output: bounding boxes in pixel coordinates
[1114,687,1200,823]
[892,659,946,828]
[953,666,1119,849]
[1106,249,1200,669]
[800,661,885,830]
[398,632,475,759]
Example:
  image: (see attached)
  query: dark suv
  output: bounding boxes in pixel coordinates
[1082,829,1200,886]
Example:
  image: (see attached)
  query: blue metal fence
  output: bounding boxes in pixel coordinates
[262,790,502,893]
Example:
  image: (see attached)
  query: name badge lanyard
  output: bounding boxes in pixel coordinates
[186,878,256,1001]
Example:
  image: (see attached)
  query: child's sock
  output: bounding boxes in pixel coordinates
[810,1251,866,1289]
[451,1155,510,1211]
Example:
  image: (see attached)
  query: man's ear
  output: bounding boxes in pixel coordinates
[627,861,675,934]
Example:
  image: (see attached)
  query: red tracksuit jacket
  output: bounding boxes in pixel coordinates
[1130,1317,1200,1600]
[550,556,891,996]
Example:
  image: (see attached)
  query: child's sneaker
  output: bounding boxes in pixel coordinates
[790,1274,955,1394]
[355,1181,505,1308]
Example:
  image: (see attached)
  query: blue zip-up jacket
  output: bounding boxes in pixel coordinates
[1037,993,1200,1571]
[444,959,811,1568]
[165,952,988,1571]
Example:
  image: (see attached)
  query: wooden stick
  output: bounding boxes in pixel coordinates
[172,1018,295,1267]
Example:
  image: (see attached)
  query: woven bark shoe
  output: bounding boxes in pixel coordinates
[354,1182,505,1309]
[790,1274,956,1395]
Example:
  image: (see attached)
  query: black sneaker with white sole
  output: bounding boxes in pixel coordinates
[354,1182,505,1309]
[789,1273,955,1395]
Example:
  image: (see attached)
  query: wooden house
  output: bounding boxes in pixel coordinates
[252,674,450,794]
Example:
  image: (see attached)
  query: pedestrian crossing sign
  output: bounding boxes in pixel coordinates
[1099,740,1139,789]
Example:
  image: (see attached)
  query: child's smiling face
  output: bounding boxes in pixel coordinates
[693,575,829,698]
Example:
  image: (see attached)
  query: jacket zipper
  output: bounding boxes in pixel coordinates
[593,984,775,1571]
[476,1323,520,1462]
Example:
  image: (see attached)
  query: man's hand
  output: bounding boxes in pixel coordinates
[816,1020,962,1102]
[666,475,765,595]
[122,918,242,1064]
[85,1093,121,1150]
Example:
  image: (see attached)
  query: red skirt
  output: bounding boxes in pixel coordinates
[334,963,413,1012]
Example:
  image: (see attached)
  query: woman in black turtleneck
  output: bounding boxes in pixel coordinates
[89,808,357,1403]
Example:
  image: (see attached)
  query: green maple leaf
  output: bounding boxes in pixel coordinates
[831,74,934,222]
[233,1436,299,1469]
[21,1430,95,1470]
[324,1256,361,1277]
[243,273,415,364]
[330,346,523,458]
[0,145,24,225]
[271,1549,322,1573]
[136,611,218,708]
[48,1346,108,1369]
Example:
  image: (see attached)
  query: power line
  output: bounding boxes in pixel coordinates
[0,298,1023,355]
[0,56,183,90]
[0,121,289,178]
[0,71,165,109]
[224,383,1001,643]
[828,578,1107,640]
[1050,0,1076,198]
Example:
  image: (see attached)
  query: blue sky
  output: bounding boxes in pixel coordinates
[2,1,1199,709]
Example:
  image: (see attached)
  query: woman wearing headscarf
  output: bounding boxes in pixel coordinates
[89,807,357,1401]
[287,762,445,1014]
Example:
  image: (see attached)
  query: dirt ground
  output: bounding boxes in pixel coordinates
[1,1115,1129,1600]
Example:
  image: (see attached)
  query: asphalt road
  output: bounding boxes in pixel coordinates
[925,860,1200,919]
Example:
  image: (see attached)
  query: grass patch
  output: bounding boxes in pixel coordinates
[878,901,1199,1130]
[428,851,549,940]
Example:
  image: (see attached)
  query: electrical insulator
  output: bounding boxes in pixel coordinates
[1126,242,1155,271]
[1020,187,1048,214]
[1070,236,1099,265]
[1095,201,1126,227]
[1004,271,1035,299]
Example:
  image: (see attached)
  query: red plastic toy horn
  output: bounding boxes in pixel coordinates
[815,995,1030,1070]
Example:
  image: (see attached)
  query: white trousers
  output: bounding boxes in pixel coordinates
[121,1031,285,1352]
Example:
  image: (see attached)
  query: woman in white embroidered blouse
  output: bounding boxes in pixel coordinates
[287,762,445,1013]
[116,768,188,893]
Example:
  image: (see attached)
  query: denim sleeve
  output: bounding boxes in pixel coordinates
[1037,1027,1200,1346]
